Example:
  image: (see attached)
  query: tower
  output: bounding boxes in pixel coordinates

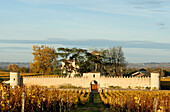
[10,72,20,87]
[151,72,161,90]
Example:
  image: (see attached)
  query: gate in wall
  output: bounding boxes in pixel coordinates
[91,80,98,91]
[91,84,98,90]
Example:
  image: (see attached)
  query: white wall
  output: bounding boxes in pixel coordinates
[10,72,20,87]
[23,76,151,89]
[151,73,160,89]
[83,72,100,78]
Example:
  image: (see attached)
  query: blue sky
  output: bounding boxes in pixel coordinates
[0,0,170,63]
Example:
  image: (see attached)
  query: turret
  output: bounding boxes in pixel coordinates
[10,72,20,87]
[151,72,161,90]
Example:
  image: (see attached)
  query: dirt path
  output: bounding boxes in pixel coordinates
[71,92,111,112]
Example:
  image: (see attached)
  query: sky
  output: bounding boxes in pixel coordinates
[0,0,170,63]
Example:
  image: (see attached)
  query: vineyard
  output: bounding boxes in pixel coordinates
[0,85,90,112]
[99,90,170,112]
[0,84,170,112]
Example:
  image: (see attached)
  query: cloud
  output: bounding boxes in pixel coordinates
[1,38,170,63]
[1,39,170,50]
[0,47,30,50]
[17,0,170,17]
[155,22,168,29]
[159,27,168,29]
[155,22,165,26]
[130,0,165,8]
[0,47,31,53]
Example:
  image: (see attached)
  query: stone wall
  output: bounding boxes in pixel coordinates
[98,76,150,89]
[23,76,152,89]
[7,72,160,90]
[23,76,90,88]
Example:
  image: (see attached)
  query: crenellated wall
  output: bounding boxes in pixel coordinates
[8,72,160,90]
[23,76,153,89]
[98,76,151,89]
[23,76,91,88]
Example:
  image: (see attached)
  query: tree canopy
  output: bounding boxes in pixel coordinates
[8,64,19,72]
[30,45,56,75]
[30,45,127,76]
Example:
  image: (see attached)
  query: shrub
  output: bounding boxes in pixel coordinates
[0,78,3,83]
[145,87,151,90]
[109,86,122,89]
[58,84,82,89]
[135,86,142,89]
[74,74,81,77]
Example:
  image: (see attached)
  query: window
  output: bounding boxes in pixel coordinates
[93,74,95,78]
[14,78,15,81]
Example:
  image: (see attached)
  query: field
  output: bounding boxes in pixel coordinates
[0,85,169,112]
[0,72,60,81]
[0,72,35,81]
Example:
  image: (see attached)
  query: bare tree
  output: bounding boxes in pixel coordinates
[106,47,127,76]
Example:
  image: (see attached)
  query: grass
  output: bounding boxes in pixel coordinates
[0,72,34,76]
[0,72,10,76]
[71,92,112,112]
[161,78,170,81]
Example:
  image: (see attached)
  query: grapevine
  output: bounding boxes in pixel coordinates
[0,84,90,111]
[99,90,170,112]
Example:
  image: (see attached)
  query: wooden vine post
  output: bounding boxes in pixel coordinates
[154,98,158,112]
[21,92,25,112]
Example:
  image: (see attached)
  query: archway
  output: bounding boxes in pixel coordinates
[90,80,98,91]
